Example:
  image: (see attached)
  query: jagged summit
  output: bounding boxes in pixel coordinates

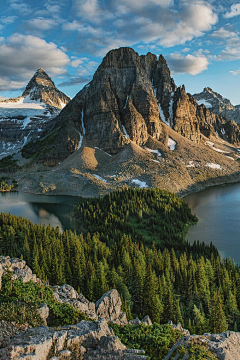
[22,46,240,166]
[193,87,240,124]
[21,68,70,109]
[0,68,71,159]
[0,68,70,110]
[23,68,55,94]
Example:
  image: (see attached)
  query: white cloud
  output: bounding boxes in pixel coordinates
[211,27,238,39]
[229,69,240,76]
[167,53,209,75]
[111,0,173,11]
[224,3,240,18]
[0,16,18,25]
[0,34,70,91]
[218,43,240,61]
[64,1,218,54]
[25,18,58,31]
[9,1,32,15]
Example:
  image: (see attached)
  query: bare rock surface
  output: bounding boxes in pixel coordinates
[52,284,97,319]
[0,256,41,283]
[95,289,127,323]
[0,320,147,360]
[165,323,240,360]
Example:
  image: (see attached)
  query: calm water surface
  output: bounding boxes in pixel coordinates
[0,192,80,232]
[184,182,240,264]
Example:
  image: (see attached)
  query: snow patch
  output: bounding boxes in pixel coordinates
[93,174,107,183]
[145,147,161,157]
[205,163,222,170]
[132,179,148,188]
[159,103,171,127]
[77,133,83,150]
[225,156,235,160]
[168,137,176,150]
[21,117,31,129]
[205,141,214,147]
[81,110,86,135]
[124,95,129,109]
[122,125,130,139]
[59,100,67,109]
[186,161,195,168]
[213,148,228,153]
[196,99,212,108]
[221,128,225,135]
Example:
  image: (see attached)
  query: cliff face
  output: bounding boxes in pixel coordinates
[32,47,177,161]
[28,47,240,165]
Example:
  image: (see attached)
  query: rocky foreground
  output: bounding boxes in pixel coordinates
[1,257,240,359]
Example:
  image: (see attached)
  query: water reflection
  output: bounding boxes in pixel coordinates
[0,192,80,232]
[184,182,240,264]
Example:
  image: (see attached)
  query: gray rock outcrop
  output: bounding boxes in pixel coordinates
[52,284,97,320]
[0,320,147,360]
[0,256,41,283]
[37,303,50,326]
[164,330,240,360]
[0,257,130,325]
[95,289,127,324]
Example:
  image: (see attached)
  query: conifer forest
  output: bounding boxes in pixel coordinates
[0,188,238,334]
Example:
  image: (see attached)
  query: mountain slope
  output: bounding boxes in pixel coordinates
[8,47,240,195]
[0,69,70,159]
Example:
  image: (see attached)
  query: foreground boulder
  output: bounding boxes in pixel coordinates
[95,289,128,324]
[165,323,240,360]
[0,256,41,283]
[0,320,148,360]
[52,284,97,320]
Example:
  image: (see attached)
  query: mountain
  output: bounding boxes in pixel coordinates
[193,87,240,124]
[0,68,70,159]
[7,48,240,195]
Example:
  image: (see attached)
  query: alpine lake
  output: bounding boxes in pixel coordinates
[1,182,240,263]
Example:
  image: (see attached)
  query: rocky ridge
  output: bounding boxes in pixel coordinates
[8,48,240,197]
[0,257,151,359]
[1,258,240,359]
[193,87,240,124]
[26,47,240,164]
[0,69,70,159]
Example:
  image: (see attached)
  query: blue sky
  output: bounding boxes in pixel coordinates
[0,0,240,104]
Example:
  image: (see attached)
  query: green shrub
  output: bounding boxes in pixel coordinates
[110,323,182,360]
[0,272,91,327]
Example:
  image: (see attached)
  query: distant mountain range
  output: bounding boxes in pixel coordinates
[0,68,70,159]
[193,87,240,125]
[1,47,240,196]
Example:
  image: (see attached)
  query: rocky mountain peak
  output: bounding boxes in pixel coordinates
[22,68,70,109]
[193,86,240,124]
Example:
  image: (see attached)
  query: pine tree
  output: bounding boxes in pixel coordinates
[209,290,228,333]
[143,264,163,323]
